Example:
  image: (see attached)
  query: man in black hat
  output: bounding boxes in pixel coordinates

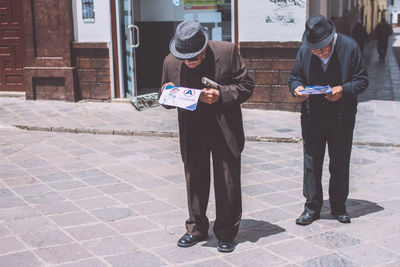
[288,15,368,225]
[159,21,254,252]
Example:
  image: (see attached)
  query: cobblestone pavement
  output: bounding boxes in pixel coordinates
[0,33,399,266]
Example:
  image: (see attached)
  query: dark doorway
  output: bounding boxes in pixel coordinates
[0,0,26,91]
[134,21,175,95]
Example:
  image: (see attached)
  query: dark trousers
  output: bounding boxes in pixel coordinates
[301,115,355,215]
[377,39,388,60]
[184,126,241,242]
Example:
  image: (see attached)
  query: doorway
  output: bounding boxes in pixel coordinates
[0,0,26,91]
[117,0,233,101]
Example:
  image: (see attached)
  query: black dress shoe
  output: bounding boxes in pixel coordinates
[331,211,351,223]
[177,234,207,247]
[217,240,235,253]
[295,211,320,225]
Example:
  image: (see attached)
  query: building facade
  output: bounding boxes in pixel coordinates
[241,0,386,110]
[0,0,386,110]
[388,0,400,25]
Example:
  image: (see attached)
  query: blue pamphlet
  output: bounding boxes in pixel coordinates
[298,85,332,95]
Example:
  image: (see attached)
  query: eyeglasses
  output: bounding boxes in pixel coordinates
[179,48,207,63]
[311,40,333,55]
[186,55,200,62]
[312,46,330,53]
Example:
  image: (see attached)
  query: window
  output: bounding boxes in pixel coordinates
[82,0,95,23]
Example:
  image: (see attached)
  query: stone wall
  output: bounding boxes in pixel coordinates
[24,0,78,101]
[240,42,302,112]
[72,42,111,101]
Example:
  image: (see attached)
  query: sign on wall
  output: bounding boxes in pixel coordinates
[239,0,307,42]
[184,0,222,10]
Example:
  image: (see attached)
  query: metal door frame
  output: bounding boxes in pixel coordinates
[115,0,138,99]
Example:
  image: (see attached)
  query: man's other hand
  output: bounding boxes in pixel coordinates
[161,82,175,92]
[325,86,343,102]
[200,88,220,104]
[294,86,308,102]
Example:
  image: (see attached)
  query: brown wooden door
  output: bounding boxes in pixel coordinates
[0,0,25,91]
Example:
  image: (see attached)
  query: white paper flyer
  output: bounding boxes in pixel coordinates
[159,85,202,111]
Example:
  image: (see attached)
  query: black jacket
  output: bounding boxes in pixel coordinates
[288,33,369,117]
[160,41,254,163]
[351,22,368,48]
[375,21,393,41]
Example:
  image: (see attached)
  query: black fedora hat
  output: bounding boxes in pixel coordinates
[169,21,209,60]
[302,15,336,49]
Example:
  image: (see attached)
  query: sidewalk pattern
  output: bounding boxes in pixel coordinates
[0,126,399,266]
[0,33,399,266]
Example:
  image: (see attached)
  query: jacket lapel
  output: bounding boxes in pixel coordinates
[173,61,183,86]
[214,49,222,81]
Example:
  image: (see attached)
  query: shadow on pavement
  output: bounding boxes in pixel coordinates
[202,219,285,248]
[320,198,384,220]
[237,219,285,243]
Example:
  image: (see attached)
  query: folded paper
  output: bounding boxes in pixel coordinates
[298,85,332,95]
[159,85,202,111]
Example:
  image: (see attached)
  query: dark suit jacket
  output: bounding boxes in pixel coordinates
[375,21,393,42]
[288,33,369,117]
[160,41,254,163]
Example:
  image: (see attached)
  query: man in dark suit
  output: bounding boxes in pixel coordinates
[375,17,393,61]
[288,15,368,226]
[159,21,254,252]
[351,20,368,54]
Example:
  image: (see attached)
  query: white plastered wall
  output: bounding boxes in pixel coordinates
[238,0,307,42]
[72,0,111,42]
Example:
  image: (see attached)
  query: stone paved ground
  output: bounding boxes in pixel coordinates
[0,126,399,267]
[0,31,399,267]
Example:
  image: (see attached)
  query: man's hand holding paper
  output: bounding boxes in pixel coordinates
[294,86,309,102]
[325,85,343,101]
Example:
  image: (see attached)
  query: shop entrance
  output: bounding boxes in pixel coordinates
[118,0,233,108]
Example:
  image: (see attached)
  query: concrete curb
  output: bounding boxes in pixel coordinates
[13,124,298,143]
[13,125,179,139]
[13,124,400,147]
[0,91,25,98]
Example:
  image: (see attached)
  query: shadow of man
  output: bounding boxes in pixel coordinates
[201,199,382,247]
[319,198,384,220]
[202,219,285,247]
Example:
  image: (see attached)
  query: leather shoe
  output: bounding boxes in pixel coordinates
[295,211,320,225]
[177,234,207,247]
[217,240,235,253]
[331,211,351,223]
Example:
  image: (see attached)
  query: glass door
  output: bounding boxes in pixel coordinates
[119,0,233,106]
[131,0,177,97]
